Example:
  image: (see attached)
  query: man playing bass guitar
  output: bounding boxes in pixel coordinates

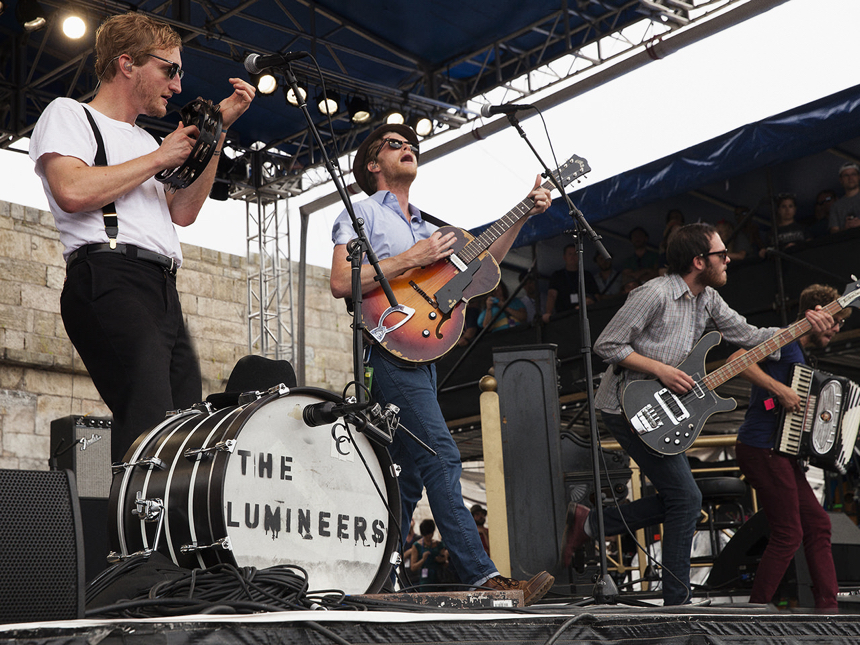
[330,124,554,604]
[562,223,834,605]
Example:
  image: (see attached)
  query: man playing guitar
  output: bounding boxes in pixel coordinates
[562,223,834,605]
[330,123,553,604]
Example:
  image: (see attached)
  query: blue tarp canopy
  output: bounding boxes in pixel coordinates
[504,82,860,250]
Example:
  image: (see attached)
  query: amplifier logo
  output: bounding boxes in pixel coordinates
[78,433,103,451]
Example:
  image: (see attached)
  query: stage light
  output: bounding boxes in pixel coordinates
[409,115,434,137]
[384,109,405,125]
[0,2,5,17]
[62,15,86,39]
[252,72,277,95]
[348,96,372,124]
[285,85,307,106]
[317,90,340,115]
[16,0,47,31]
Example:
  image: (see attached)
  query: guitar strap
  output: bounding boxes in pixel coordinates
[419,210,451,228]
[82,105,119,249]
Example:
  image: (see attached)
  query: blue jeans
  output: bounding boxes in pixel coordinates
[369,350,498,586]
[597,412,702,605]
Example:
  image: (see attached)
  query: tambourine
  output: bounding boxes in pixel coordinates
[156,98,223,192]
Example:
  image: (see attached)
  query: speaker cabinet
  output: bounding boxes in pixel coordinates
[0,469,84,623]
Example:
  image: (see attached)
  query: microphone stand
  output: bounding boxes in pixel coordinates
[281,64,398,405]
[505,112,617,604]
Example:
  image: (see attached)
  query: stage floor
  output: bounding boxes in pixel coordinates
[4,596,860,645]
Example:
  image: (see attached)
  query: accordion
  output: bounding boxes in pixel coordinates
[776,364,860,473]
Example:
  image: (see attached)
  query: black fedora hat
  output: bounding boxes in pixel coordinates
[352,123,419,195]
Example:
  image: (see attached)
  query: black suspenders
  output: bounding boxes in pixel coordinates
[82,106,119,249]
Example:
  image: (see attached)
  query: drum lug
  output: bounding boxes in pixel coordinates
[180,536,232,554]
[132,492,164,522]
[131,492,167,555]
[184,438,236,461]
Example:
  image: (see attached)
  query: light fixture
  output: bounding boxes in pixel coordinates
[383,109,405,125]
[16,0,47,31]
[316,90,340,115]
[409,115,434,137]
[348,96,372,124]
[61,15,86,39]
[285,85,307,106]
[251,72,278,95]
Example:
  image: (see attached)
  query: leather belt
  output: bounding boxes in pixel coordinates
[66,243,178,275]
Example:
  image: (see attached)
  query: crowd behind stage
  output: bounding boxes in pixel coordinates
[461,162,860,344]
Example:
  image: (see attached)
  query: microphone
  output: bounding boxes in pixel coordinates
[479,103,535,118]
[302,399,368,427]
[244,51,309,74]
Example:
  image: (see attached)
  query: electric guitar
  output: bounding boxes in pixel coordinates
[362,155,590,364]
[622,278,860,455]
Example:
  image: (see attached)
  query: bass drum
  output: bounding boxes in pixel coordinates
[109,387,400,594]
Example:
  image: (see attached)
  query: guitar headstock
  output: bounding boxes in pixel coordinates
[545,155,591,193]
[839,276,860,309]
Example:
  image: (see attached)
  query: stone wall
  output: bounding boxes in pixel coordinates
[0,199,353,471]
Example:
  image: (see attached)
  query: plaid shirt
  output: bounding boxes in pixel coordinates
[594,273,778,413]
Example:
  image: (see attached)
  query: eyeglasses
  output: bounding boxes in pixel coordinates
[147,53,184,80]
[701,249,729,262]
[816,195,835,206]
[376,138,419,157]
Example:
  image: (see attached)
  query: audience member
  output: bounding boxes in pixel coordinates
[457,300,482,347]
[543,243,599,321]
[621,226,660,283]
[829,162,860,233]
[517,269,543,323]
[759,193,808,257]
[803,189,836,239]
[478,282,527,332]
[471,504,490,556]
[715,219,749,262]
[733,205,766,255]
[405,519,449,591]
[593,252,622,299]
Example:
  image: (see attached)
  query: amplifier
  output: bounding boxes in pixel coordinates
[50,415,112,499]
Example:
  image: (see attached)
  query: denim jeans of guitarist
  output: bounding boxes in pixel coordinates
[597,412,702,605]
[368,349,498,587]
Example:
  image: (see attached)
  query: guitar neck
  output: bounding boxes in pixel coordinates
[456,181,551,265]
[702,299,844,390]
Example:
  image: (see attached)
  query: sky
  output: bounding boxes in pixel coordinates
[2,0,858,270]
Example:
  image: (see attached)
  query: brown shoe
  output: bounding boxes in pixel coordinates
[483,571,554,606]
[561,503,592,567]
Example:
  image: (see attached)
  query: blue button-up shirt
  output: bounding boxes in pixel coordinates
[331,190,438,261]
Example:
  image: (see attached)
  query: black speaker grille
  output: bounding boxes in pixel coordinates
[0,469,84,623]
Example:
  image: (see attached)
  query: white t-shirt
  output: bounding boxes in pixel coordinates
[29,97,183,264]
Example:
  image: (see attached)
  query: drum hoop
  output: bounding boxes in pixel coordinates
[110,408,202,558]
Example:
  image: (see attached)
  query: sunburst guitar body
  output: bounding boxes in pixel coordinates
[361,154,590,364]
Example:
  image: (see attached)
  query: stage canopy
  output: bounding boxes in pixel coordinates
[1,0,774,196]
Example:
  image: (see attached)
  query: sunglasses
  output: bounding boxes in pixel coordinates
[701,249,729,262]
[816,195,834,206]
[147,53,184,80]
[376,138,419,157]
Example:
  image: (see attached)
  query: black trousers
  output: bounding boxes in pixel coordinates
[61,252,202,462]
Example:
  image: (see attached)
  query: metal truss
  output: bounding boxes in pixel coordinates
[245,187,296,365]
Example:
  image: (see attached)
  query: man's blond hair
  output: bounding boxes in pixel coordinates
[94,13,182,82]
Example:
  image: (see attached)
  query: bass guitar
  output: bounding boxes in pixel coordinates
[362,155,590,364]
[622,278,860,455]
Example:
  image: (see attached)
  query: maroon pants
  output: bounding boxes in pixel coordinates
[736,442,838,610]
